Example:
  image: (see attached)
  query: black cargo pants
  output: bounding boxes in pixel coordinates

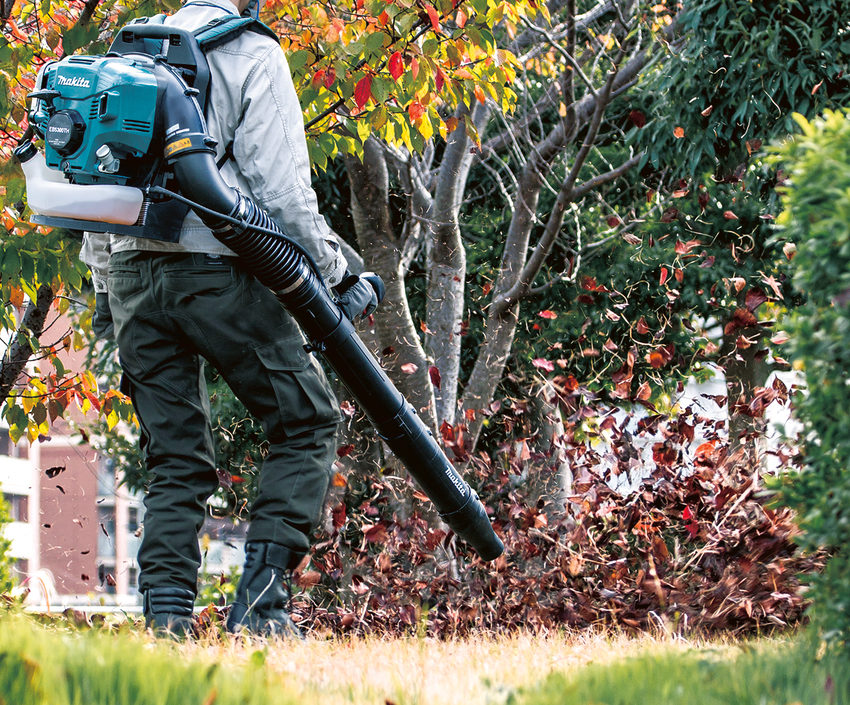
[108,250,340,594]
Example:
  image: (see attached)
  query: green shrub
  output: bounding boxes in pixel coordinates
[773,109,850,645]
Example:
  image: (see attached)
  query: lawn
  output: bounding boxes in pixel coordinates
[0,611,845,705]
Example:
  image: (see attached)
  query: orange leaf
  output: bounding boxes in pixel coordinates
[474,84,486,104]
[456,8,468,27]
[408,101,425,122]
[445,116,459,133]
[673,126,685,138]
[647,351,665,369]
[538,310,557,319]
[659,266,669,286]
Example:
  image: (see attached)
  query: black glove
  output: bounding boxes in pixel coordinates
[332,271,385,322]
[92,292,114,340]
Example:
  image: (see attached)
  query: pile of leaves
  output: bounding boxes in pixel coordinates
[287,379,823,637]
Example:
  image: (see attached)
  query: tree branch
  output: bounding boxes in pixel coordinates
[492,47,627,314]
[0,285,55,409]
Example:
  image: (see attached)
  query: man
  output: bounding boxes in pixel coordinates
[81,0,380,635]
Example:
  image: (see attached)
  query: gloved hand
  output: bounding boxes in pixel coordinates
[332,271,385,322]
[92,292,114,340]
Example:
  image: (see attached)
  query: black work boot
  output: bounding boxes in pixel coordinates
[143,586,196,638]
[226,541,302,638]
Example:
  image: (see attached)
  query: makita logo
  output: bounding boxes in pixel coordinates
[49,126,70,134]
[57,75,91,88]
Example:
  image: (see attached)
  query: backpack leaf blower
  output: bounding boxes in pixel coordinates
[15,22,504,561]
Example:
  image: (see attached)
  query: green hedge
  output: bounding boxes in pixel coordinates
[773,109,850,645]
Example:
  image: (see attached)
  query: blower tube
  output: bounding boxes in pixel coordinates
[153,61,504,561]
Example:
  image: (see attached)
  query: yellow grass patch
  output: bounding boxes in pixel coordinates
[184,630,736,705]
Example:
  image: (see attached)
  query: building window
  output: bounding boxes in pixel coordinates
[0,428,10,457]
[97,506,116,559]
[97,563,117,595]
[97,457,115,498]
[2,493,28,522]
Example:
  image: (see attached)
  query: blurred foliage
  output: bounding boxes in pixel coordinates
[771,109,850,647]
[0,496,15,594]
[638,0,850,179]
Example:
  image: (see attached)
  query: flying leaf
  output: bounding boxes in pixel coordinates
[532,358,555,372]
[429,365,441,389]
[538,310,558,319]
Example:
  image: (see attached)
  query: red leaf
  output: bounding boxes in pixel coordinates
[436,68,446,92]
[745,288,768,312]
[636,317,650,334]
[606,215,621,228]
[230,474,244,484]
[354,74,373,109]
[682,505,694,520]
[363,522,388,543]
[311,69,326,89]
[332,502,346,529]
[532,358,555,372]
[723,210,738,220]
[336,444,355,457]
[429,365,441,390]
[323,65,336,88]
[538,310,558,319]
[389,51,404,80]
[659,267,669,286]
[424,3,441,32]
[628,110,646,128]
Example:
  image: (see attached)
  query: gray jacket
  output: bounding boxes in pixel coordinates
[80,0,347,291]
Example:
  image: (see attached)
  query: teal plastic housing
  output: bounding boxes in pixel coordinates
[33,56,158,185]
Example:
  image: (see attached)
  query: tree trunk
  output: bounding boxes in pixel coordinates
[527,382,571,520]
[344,138,438,432]
[424,105,486,426]
[721,325,768,451]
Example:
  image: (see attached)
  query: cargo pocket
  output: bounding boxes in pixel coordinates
[253,339,340,441]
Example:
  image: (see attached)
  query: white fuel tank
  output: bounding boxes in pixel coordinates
[19,149,144,226]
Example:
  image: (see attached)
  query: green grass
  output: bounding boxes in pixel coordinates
[0,613,297,705]
[518,637,848,705]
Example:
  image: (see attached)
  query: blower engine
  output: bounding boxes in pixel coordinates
[16,22,504,561]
